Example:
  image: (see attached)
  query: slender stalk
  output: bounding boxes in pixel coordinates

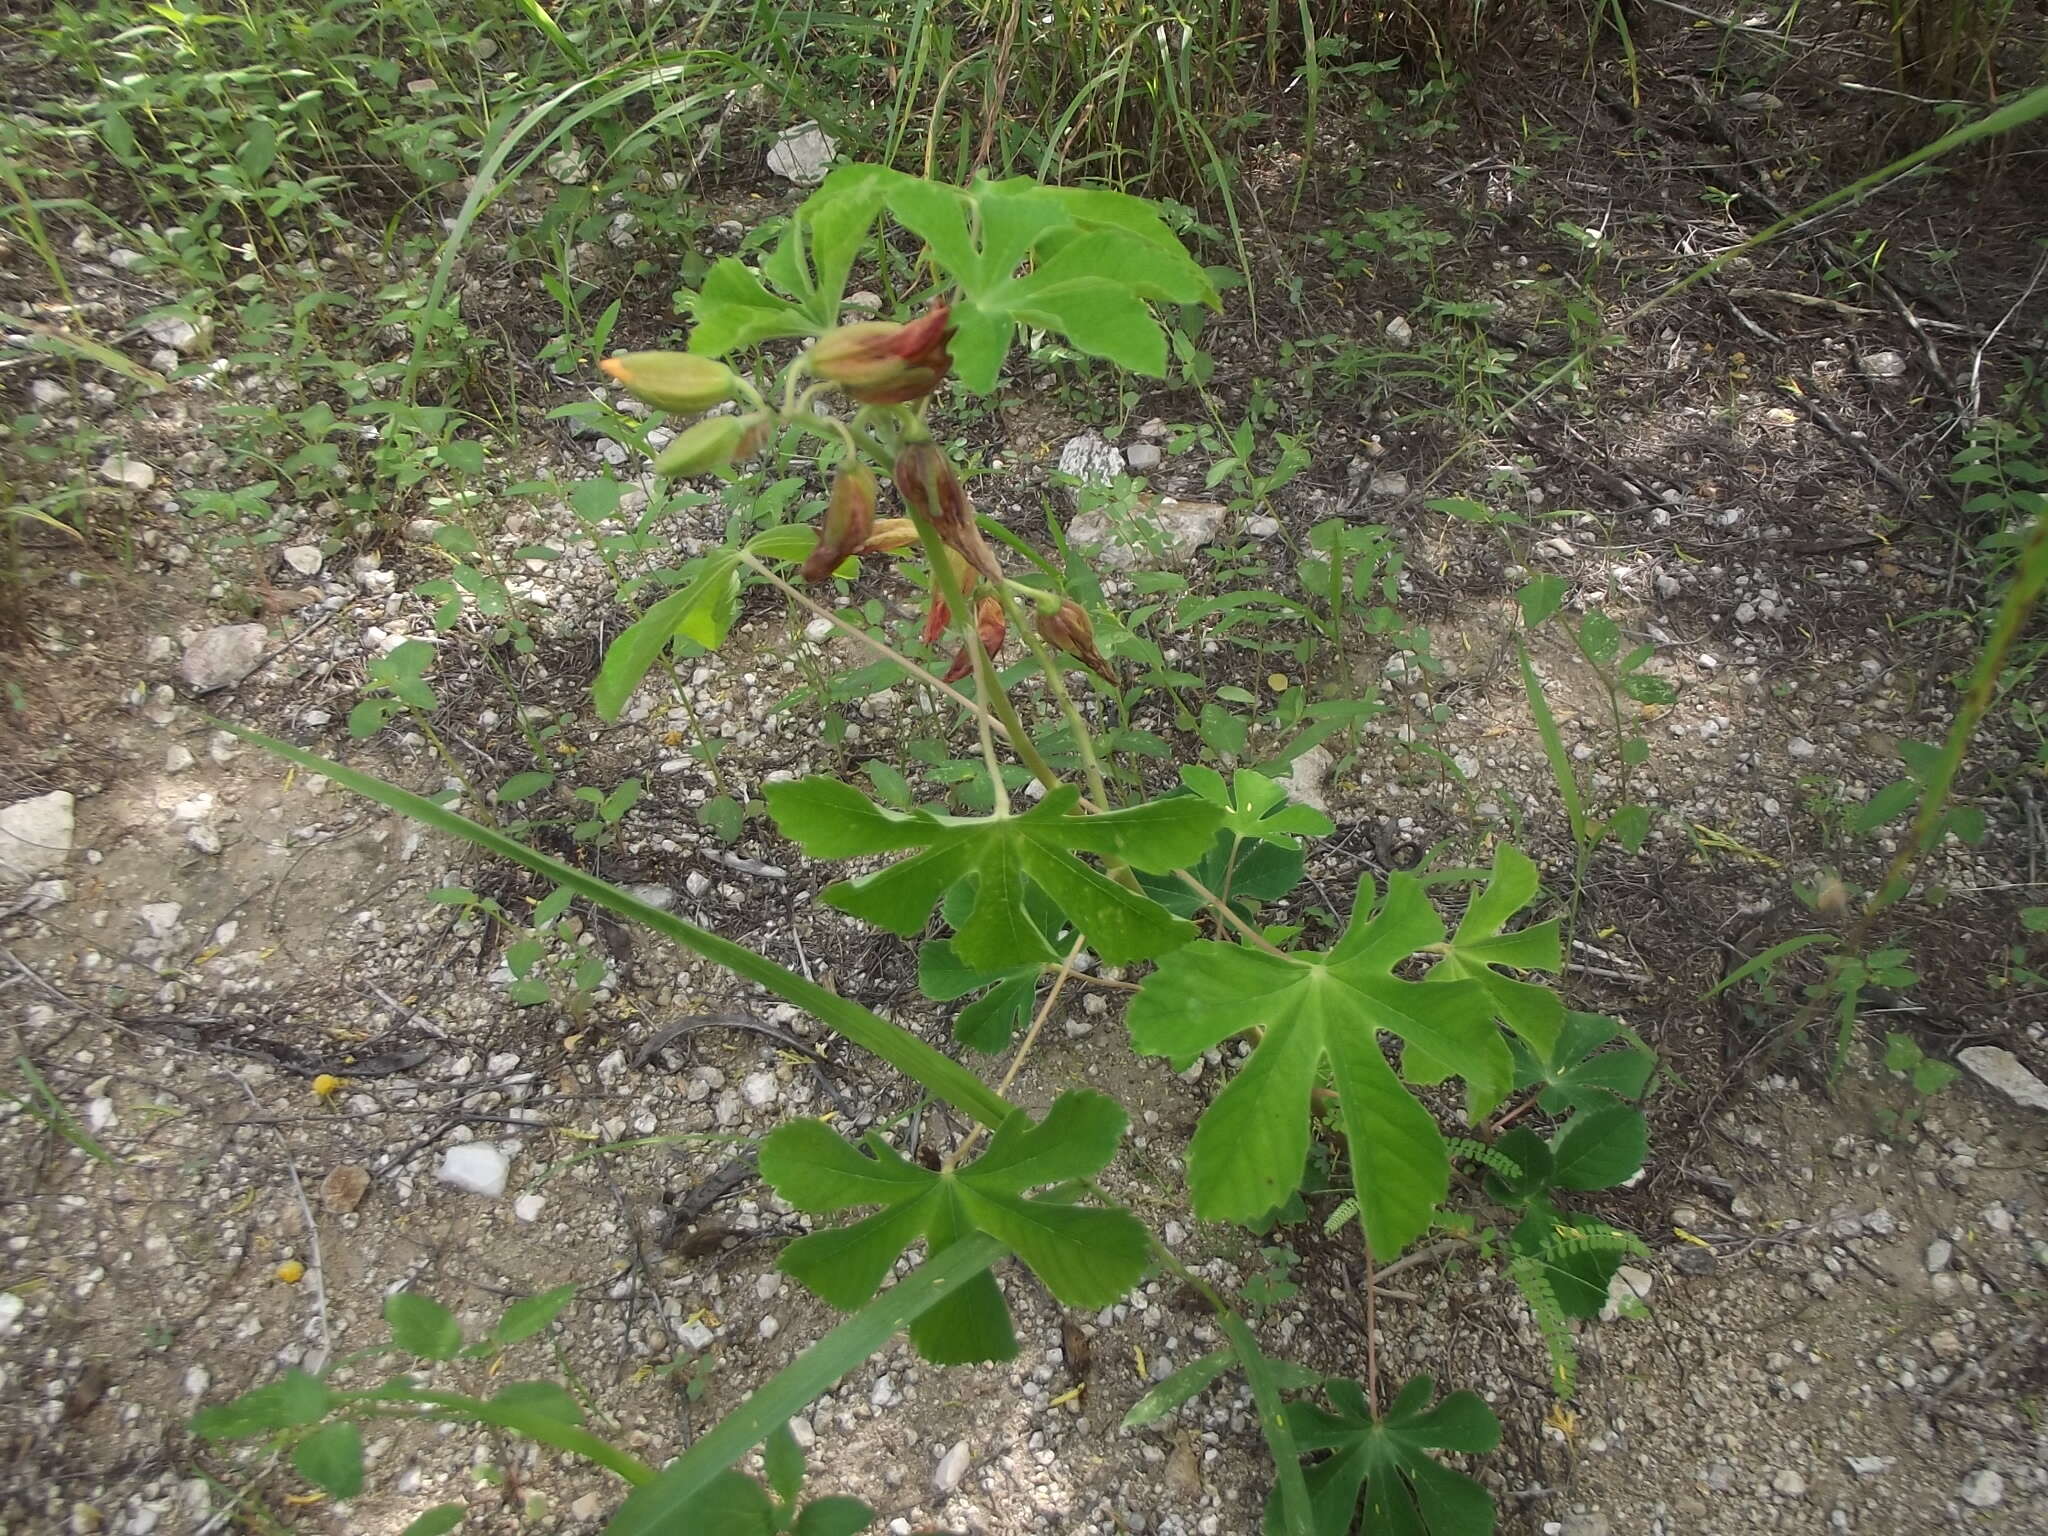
[736,556,1279,954]
[1786,506,2048,1051]
[1000,584,1113,811]
[943,934,1085,1172]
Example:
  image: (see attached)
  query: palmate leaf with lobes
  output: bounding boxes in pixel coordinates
[765,777,1224,970]
[758,1091,1148,1365]
[1129,868,1536,1257]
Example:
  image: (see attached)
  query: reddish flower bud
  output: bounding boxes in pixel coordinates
[809,302,955,405]
[919,548,975,648]
[921,592,950,649]
[802,462,879,583]
[859,517,921,555]
[893,439,1002,583]
[1037,599,1115,682]
[943,597,1006,684]
[599,351,737,414]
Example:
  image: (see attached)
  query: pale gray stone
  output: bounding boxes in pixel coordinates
[766,122,836,186]
[178,624,267,692]
[0,791,74,887]
[1957,1047,2048,1112]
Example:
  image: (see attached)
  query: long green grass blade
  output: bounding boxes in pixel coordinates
[216,724,1014,1130]
[603,1234,1008,1534]
[1518,643,1588,845]
[360,1386,654,1485]
[1702,933,1837,998]
[13,1056,116,1165]
[516,0,588,71]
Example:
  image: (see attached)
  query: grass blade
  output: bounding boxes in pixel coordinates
[215,723,1014,1131]
[12,1056,116,1165]
[1701,933,1837,999]
[1518,643,1588,845]
[603,1234,1007,1534]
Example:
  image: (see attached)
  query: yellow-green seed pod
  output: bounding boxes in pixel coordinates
[601,351,737,414]
[653,415,751,478]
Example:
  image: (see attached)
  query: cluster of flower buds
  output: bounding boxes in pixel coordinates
[607,307,1110,700]
[808,303,955,405]
[600,350,771,480]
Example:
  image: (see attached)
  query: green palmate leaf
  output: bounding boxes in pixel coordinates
[762,164,893,327]
[765,778,1220,969]
[759,1091,1146,1365]
[1429,845,1564,1064]
[593,550,742,721]
[1179,766,1334,845]
[685,258,818,355]
[1523,1011,1656,1114]
[793,1496,877,1536]
[1548,1103,1647,1192]
[918,939,1042,1053]
[293,1420,364,1499]
[385,1292,463,1360]
[1129,875,1503,1254]
[606,1236,1007,1535]
[881,174,1216,391]
[1264,1375,1500,1536]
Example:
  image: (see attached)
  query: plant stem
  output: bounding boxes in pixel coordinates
[736,556,1280,954]
[1786,504,2048,1049]
[406,706,489,821]
[943,934,1085,1172]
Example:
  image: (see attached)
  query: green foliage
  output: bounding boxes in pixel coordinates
[349,639,438,740]
[1266,1375,1501,1536]
[385,1291,464,1360]
[766,777,1221,969]
[594,526,818,722]
[1138,767,1332,920]
[759,1092,1148,1364]
[1129,873,1511,1252]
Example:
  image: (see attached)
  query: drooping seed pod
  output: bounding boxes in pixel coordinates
[942,596,1006,684]
[599,351,737,414]
[893,438,1002,582]
[1037,599,1116,682]
[802,462,880,583]
[809,302,954,405]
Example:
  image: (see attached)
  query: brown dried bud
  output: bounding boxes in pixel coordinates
[893,439,1001,582]
[1037,599,1115,682]
[802,462,879,583]
[809,303,954,405]
[919,549,976,648]
[942,596,1006,684]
